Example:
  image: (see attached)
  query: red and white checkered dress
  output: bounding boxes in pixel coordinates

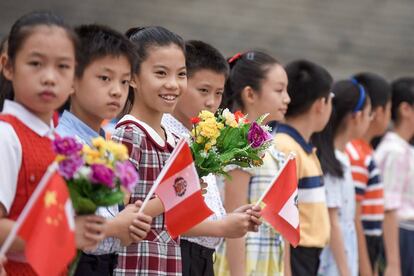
[112,115,181,276]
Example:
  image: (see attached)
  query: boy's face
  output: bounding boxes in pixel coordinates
[316,93,333,132]
[173,69,225,125]
[71,55,131,122]
[371,101,391,136]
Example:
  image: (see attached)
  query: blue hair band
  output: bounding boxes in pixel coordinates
[350,78,366,112]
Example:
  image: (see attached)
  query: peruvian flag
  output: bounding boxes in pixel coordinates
[0,164,76,275]
[259,155,300,247]
[153,139,213,238]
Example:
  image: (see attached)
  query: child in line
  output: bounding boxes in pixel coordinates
[274,60,333,276]
[313,79,372,276]
[345,73,391,276]
[55,24,152,276]
[375,77,414,276]
[112,26,187,275]
[214,50,291,276]
[162,40,262,276]
[0,11,105,274]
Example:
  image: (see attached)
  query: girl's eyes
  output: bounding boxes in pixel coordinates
[178,71,187,78]
[28,61,41,67]
[98,75,110,82]
[198,88,209,93]
[155,71,167,76]
[122,80,130,86]
[216,91,224,96]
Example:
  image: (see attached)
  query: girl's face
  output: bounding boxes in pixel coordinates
[254,64,290,123]
[3,25,76,122]
[351,100,373,139]
[133,44,187,115]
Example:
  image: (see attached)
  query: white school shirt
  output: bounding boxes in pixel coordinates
[0,100,54,214]
[162,114,226,249]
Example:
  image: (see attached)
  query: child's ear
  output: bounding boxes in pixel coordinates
[129,79,137,89]
[2,56,14,81]
[313,97,326,114]
[241,86,256,106]
[399,102,413,118]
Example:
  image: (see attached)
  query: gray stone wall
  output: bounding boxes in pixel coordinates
[1,0,413,79]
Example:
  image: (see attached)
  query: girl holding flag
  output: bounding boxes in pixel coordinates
[214,51,291,276]
[0,11,106,274]
[111,26,187,275]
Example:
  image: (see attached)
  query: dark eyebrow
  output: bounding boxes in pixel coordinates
[28,51,73,61]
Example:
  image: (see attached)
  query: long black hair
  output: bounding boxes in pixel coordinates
[0,11,78,110]
[312,79,369,177]
[121,26,185,116]
[221,50,279,112]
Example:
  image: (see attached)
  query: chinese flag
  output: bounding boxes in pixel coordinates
[17,171,76,275]
[261,157,300,247]
[154,139,213,238]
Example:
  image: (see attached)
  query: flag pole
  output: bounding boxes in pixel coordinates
[254,152,296,208]
[0,162,58,257]
[138,139,185,214]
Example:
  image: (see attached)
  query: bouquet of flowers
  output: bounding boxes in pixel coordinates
[190,109,272,178]
[52,136,138,215]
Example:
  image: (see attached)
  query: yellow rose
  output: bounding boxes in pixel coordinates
[199,110,215,121]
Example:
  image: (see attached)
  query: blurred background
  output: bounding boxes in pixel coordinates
[1,0,413,79]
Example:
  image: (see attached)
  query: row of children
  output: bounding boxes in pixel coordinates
[0,10,413,276]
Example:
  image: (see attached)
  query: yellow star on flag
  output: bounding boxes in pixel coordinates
[44,190,57,208]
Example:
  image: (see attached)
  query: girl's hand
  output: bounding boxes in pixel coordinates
[200,178,208,196]
[75,215,106,251]
[220,213,250,238]
[0,256,6,276]
[233,204,262,231]
[128,200,152,243]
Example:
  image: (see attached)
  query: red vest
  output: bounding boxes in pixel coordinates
[0,114,56,275]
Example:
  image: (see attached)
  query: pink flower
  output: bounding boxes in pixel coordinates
[53,136,83,156]
[247,122,272,148]
[115,161,139,192]
[89,164,115,189]
[58,155,84,179]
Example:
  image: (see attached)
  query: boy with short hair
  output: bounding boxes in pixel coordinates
[56,24,152,275]
[274,60,333,276]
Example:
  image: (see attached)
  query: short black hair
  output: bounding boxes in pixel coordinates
[75,24,137,78]
[353,72,391,109]
[391,77,414,123]
[284,60,333,117]
[185,40,229,79]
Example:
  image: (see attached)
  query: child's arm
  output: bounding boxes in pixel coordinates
[0,255,6,276]
[355,202,373,276]
[0,204,24,253]
[224,169,251,276]
[104,201,152,246]
[74,215,106,251]
[328,208,351,276]
[383,210,401,276]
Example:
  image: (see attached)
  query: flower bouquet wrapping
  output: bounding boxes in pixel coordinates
[190,109,272,178]
[52,136,138,215]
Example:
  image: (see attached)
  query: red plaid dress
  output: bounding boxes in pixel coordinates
[112,115,181,276]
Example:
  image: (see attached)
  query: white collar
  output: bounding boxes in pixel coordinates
[119,114,176,148]
[161,114,190,138]
[2,100,54,137]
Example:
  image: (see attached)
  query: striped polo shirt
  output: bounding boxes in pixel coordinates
[346,139,384,236]
[275,124,330,248]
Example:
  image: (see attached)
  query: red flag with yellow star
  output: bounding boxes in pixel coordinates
[17,170,76,275]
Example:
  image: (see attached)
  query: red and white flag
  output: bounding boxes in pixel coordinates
[141,139,213,238]
[257,154,300,247]
[0,163,76,275]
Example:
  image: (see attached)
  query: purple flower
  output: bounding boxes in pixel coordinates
[89,164,115,189]
[58,155,84,179]
[115,161,139,192]
[247,122,273,148]
[53,137,83,156]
